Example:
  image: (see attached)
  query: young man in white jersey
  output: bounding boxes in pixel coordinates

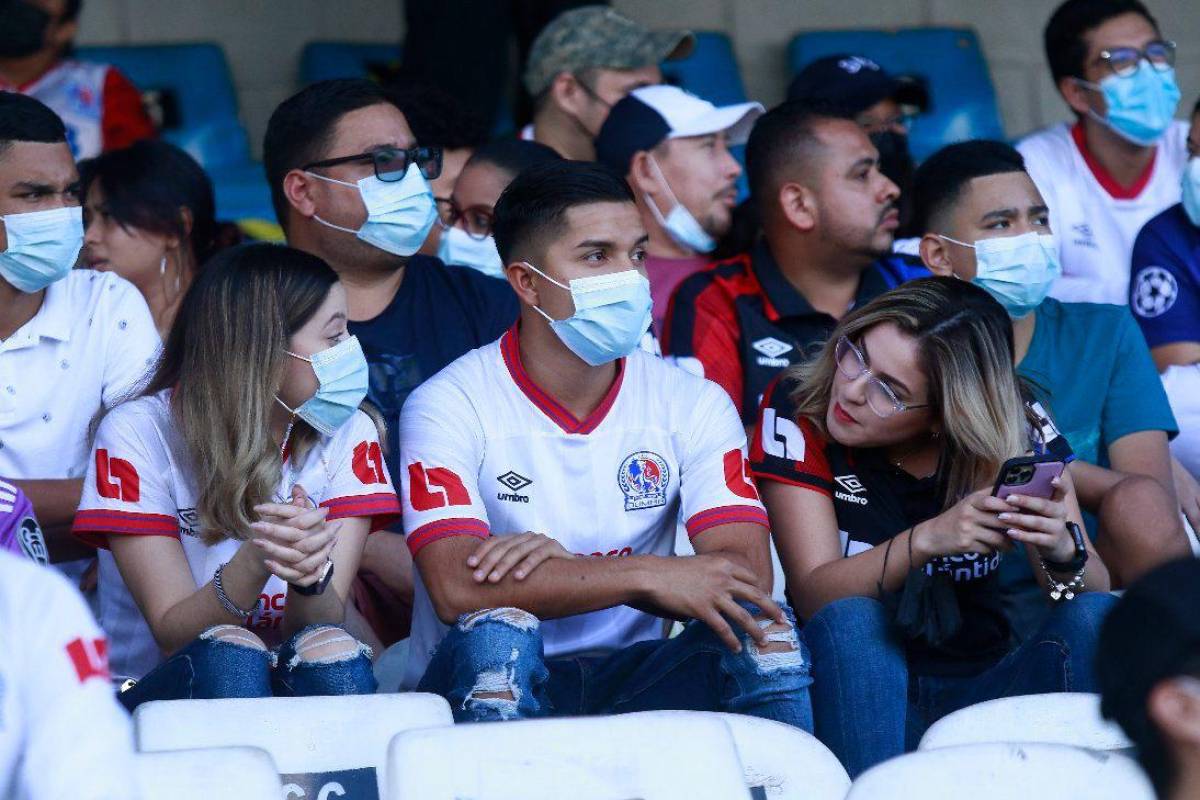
[1017,0,1188,305]
[398,160,812,726]
[0,549,135,799]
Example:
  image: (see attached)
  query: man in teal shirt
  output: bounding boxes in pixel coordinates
[909,140,1189,625]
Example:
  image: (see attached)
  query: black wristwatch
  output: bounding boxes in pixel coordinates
[1043,521,1088,573]
[289,559,335,596]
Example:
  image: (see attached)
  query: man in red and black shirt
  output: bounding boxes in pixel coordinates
[663,100,927,425]
[0,0,155,159]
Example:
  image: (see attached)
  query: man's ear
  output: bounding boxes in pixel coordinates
[778,182,817,233]
[1149,678,1200,749]
[1058,75,1095,117]
[919,233,956,276]
[505,260,540,307]
[549,72,586,117]
[628,151,659,196]
[283,170,318,219]
[50,18,79,50]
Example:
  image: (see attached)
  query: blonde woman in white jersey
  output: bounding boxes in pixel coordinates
[73,243,401,709]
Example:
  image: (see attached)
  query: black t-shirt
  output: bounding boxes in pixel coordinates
[749,375,1074,676]
[348,256,519,482]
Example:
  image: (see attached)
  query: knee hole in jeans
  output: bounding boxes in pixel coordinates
[747,616,806,672]
[199,625,268,651]
[287,626,371,668]
[458,606,539,632]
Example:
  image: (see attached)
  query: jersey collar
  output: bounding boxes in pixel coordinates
[500,324,625,435]
[1071,121,1157,200]
[752,240,890,321]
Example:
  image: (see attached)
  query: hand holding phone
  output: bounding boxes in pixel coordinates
[991,455,1066,502]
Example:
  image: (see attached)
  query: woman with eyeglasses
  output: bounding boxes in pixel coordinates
[72,243,401,709]
[749,277,1114,777]
[435,139,562,277]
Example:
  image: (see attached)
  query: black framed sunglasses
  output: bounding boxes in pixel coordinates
[1096,40,1176,78]
[303,145,443,182]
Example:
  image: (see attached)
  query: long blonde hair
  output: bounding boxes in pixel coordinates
[788,276,1028,507]
[143,243,339,544]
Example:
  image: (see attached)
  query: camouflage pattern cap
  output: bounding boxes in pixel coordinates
[524,5,694,97]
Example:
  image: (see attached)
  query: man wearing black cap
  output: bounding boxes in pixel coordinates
[1099,557,1200,799]
[789,54,929,235]
[595,84,763,335]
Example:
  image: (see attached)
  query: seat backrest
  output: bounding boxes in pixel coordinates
[299,42,404,86]
[75,43,251,168]
[134,747,282,800]
[386,713,751,800]
[660,32,748,107]
[628,711,849,800]
[134,693,452,799]
[918,693,1133,752]
[846,742,1154,800]
[787,27,1005,161]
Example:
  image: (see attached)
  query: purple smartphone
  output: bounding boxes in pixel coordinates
[991,455,1066,501]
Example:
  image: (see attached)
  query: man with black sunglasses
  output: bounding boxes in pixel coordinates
[263,79,518,649]
[1017,0,1188,307]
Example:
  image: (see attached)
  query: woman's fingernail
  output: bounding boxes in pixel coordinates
[1007,529,1020,537]
[467,557,478,566]
[998,513,1011,521]
[473,570,485,581]
[515,571,526,580]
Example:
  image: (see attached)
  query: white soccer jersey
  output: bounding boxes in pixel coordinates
[399,327,769,689]
[72,390,401,681]
[1017,120,1189,305]
[0,550,135,800]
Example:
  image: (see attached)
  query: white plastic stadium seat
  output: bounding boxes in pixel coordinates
[918,693,1132,752]
[134,747,283,799]
[134,693,452,798]
[627,711,849,800]
[846,742,1154,800]
[386,713,751,800]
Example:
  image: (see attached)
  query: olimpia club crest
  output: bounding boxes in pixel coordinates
[618,451,669,511]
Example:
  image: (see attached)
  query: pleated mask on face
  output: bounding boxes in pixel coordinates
[277,335,369,436]
[308,163,437,257]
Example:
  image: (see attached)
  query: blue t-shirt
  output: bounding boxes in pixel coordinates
[1016,298,1177,469]
[349,255,518,480]
[1130,203,1200,348]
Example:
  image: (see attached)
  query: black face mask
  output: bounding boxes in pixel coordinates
[0,0,51,59]
[871,130,916,235]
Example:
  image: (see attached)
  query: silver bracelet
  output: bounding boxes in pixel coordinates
[213,562,259,619]
[1040,559,1086,601]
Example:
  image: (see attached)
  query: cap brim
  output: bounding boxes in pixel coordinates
[892,76,930,113]
[654,30,695,62]
[667,101,765,145]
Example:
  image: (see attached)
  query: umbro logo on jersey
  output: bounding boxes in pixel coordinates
[834,474,868,505]
[752,337,794,367]
[1071,222,1098,250]
[497,471,532,503]
[177,507,201,538]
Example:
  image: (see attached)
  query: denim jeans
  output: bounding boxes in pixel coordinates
[417,603,813,732]
[118,624,377,711]
[805,592,1116,778]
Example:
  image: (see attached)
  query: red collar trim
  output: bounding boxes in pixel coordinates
[499,324,624,435]
[1071,122,1156,200]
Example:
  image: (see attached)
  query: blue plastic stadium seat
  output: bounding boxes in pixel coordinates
[787,28,1005,161]
[75,43,273,222]
[299,42,403,86]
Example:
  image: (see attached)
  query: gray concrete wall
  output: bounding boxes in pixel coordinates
[76,0,1199,157]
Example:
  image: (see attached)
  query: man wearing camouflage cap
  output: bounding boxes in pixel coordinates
[521,4,693,161]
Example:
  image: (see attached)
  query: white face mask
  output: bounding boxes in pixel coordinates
[643,155,717,254]
[1182,157,1200,228]
[307,163,437,257]
[436,224,505,278]
[0,205,84,293]
[939,232,1061,319]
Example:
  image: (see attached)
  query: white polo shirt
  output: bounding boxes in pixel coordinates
[0,269,159,484]
[399,327,769,689]
[1017,120,1188,305]
[73,391,402,681]
[0,550,135,799]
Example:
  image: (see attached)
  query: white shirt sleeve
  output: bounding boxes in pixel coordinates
[678,380,770,541]
[99,275,160,409]
[318,410,402,532]
[7,556,136,799]
[397,377,490,556]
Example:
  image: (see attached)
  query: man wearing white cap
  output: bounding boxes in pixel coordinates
[596,85,763,336]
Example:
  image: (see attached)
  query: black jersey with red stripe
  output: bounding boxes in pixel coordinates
[663,240,928,425]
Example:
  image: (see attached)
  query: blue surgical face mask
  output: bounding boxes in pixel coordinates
[307,163,437,257]
[1077,62,1182,146]
[277,335,370,437]
[522,262,652,366]
[0,205,84,293]
[436,224,505,278]
[1182,157,1200,228]
[644,155,717,254]
[939,232,1061,319]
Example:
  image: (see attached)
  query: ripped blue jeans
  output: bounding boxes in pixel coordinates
[117,623,377,711]
[416,603,814,731]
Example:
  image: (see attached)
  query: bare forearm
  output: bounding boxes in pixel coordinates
[9,478,83,528]
[282,584,347,637]
[792,527,923,620]
[151,543,270,654]
[1023,544,1110,594]
[1067,462,1123,510]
